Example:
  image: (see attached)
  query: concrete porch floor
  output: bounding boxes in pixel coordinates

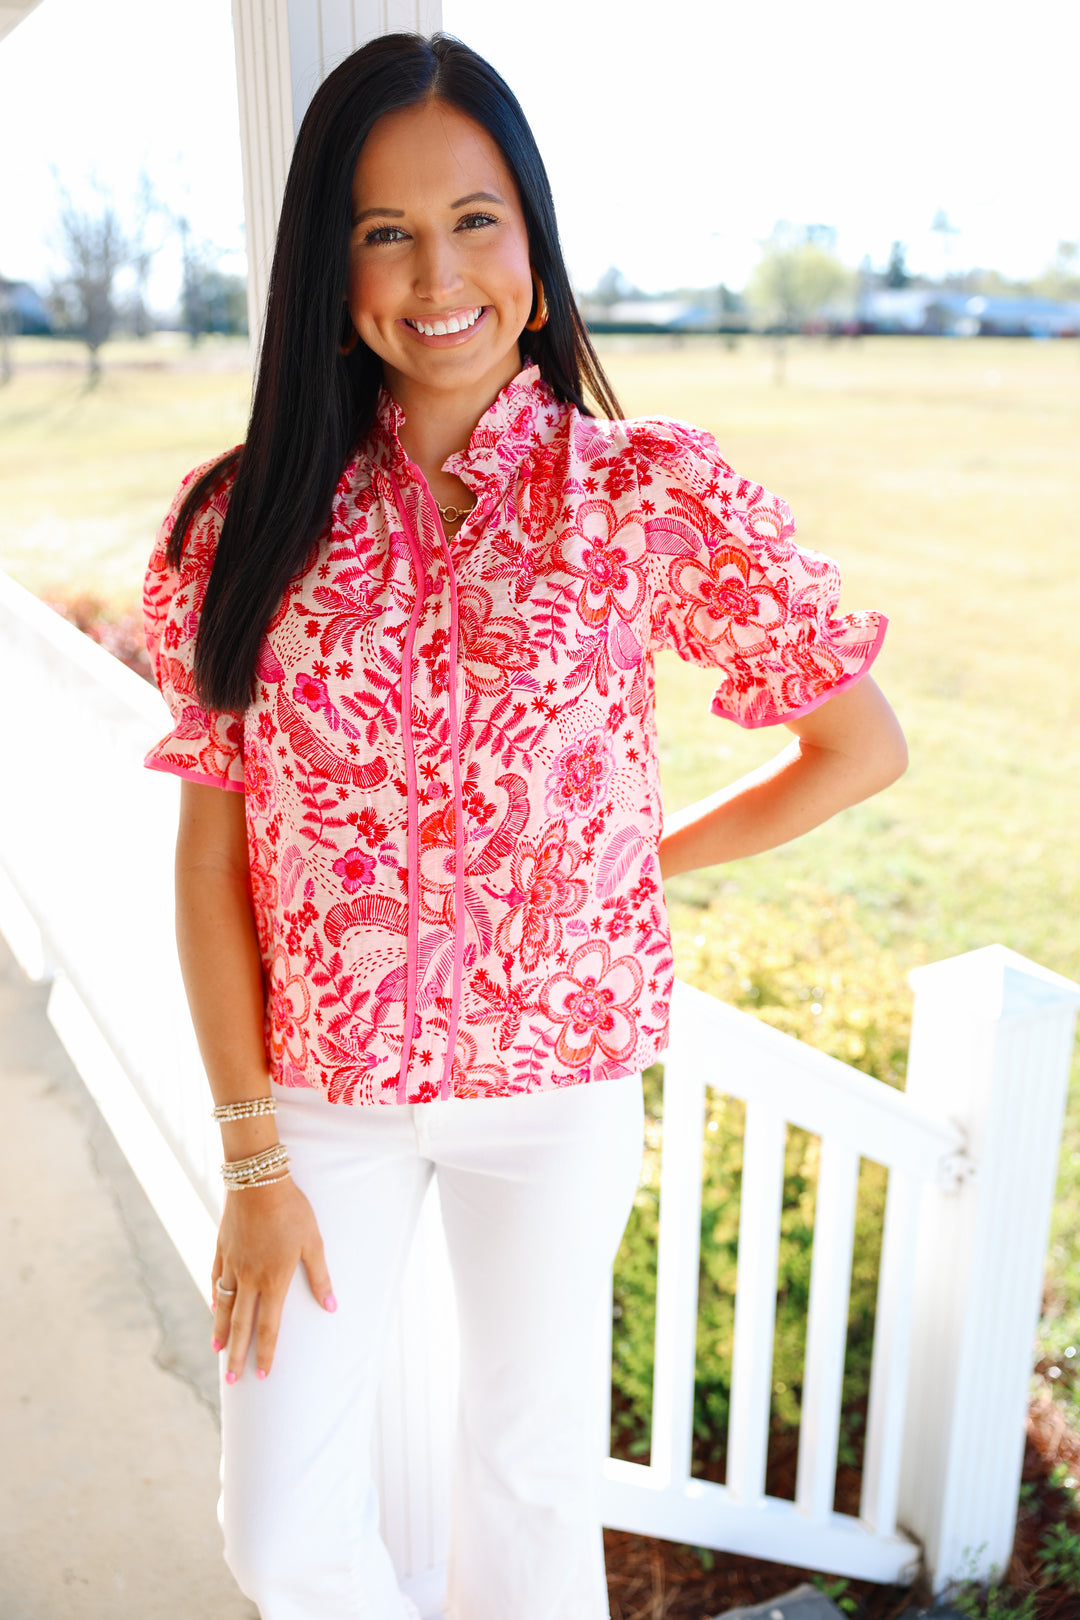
[0,934,257,1619]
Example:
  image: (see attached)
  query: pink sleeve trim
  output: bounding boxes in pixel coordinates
[144,754,246,793]
[711,614,889,731]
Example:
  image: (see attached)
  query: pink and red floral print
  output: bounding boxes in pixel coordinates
[144,363,885,1105]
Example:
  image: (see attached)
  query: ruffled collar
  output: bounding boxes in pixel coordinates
[369,361,561,496]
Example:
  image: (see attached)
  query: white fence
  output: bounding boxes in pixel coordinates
[1,567,1077,1612]
[599,963,1079,1589]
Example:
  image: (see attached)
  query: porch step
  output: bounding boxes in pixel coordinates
[710,1582,849,1619]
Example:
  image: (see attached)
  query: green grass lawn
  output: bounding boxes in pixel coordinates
[4,328,1080,1386]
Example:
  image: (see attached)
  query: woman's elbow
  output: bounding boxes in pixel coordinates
[867,723,908,793]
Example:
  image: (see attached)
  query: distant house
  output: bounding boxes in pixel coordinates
[859,287,1080,338]
[954,294,1080,338]
[0,276,51,335]
[580,296,746,335]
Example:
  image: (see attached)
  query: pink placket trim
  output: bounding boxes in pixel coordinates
[423,488,467,1103]
[390,478,427,1104]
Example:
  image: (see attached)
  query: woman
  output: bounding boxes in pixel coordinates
[144,31,906,1620]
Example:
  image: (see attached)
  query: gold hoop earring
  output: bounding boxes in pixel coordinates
[338,306,359,357]
[525,271,549,332]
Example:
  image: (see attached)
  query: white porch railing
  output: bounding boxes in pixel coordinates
[1,566,1077,1612]
[599,960,1079,1586]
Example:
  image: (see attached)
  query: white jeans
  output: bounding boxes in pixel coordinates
[220,1074,645,1620]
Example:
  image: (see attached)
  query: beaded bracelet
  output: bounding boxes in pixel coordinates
[212,1097,277,1123]
[221,1143,291,1189]
[227,1170,292,1190]
[222,1144,289,1178]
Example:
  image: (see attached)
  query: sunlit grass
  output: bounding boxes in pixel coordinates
[0,334,251,603]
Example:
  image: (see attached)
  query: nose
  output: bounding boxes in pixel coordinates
[413,230,465,305]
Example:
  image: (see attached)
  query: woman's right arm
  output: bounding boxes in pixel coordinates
[176,780,335,1381]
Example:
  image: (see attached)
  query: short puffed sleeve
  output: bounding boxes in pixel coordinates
[142,454,246,790]
[633,418,887,728]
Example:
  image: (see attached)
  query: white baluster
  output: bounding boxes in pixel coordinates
[859,1167,920,1535]
[795,1136,859,1519]
[727,1099,786,1500]
[649,1048,707,1486]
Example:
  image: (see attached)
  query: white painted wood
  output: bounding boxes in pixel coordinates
[0,571,221,1208]
[671,980,963,1181]
[232,0,444,338]
[46,974,219,1295]
[726,1099,786,1501]
[898,948,1080,1594]
[859,1167,921,1536]
[795,1137,860,1520]
[649,1047,707,1485]
[598,1463,921,1585]
[232,0,295,348]
[0,858,50,983]
[0,1,42,46]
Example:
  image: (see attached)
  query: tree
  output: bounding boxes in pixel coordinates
[588,266,640,308]
[178,221,249,341]
[1034,241,1080,302]
[884,241,909,288]
[746,223,853,333]
[125,171,166,339]
[49,184,129,383]
[0,281,14,386]
[931,208,959,274]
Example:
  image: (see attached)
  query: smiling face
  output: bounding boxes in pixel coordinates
[345,98,535,410]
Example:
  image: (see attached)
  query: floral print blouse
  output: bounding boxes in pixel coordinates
[144,363,886,1105]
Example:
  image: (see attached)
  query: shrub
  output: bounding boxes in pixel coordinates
[44,590,153,684]
[1036,1522,1080,1590]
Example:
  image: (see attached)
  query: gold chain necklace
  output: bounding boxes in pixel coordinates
[434,497,476,526]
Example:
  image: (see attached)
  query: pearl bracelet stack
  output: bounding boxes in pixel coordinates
[212,1097,277,1123]
[221,1143,291,1190]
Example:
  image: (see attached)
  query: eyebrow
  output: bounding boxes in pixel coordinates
[450,191,504,208]
[352,206,405,226]
[352,191,505,227]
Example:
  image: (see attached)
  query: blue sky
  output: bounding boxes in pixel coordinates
[0,0,1075,307]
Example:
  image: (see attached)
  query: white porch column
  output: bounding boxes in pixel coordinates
[898,945,1080,1594]
[231,0,443,343]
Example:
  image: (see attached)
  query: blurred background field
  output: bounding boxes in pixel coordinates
[3,328,1079,1452]
[4,330,1075,973]
[0,334,250,604]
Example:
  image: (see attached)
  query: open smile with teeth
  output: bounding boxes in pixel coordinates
[404,306,484,337]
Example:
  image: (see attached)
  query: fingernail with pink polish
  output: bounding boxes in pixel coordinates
[324,1293,337,1313]
[211,1337,223,1353]
[257,1368,267,1381]
[225,1370,237,1385]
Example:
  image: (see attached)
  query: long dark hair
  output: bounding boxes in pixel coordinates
[168,31,622,714]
